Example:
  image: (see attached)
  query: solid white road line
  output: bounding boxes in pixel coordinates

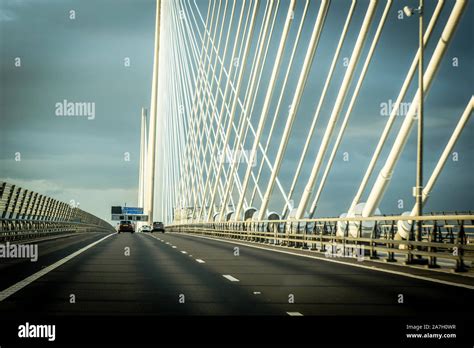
[196,259,205,263]
[287,312,303,316]
[0,233,115,302]
[223,274,239,282]
[173,233,474,290]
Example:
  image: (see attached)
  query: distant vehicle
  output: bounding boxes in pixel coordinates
[118,220,135,233]
[140,225,151,232]
[151,221,165,233]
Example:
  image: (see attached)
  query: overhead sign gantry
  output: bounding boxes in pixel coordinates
[111,206,148,221]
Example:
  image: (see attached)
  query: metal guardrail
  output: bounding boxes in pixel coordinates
[0,181,115,242]
[168,213,474,272]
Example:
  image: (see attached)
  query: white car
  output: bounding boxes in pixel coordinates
[140,225,151,232]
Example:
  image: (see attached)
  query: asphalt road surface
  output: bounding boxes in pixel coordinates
[0,232,472,316]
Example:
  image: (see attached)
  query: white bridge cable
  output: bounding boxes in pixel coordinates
[193,0,250,220]
[181,0,242,217]
[173,36,195,209]
[281,0,356,218]
[184,0,234,211]
[248,0,310,209]
[191,0,290,220]
[411,96,473,215]
[175,0,206,207]
[295,0,378,220]
[174,0,211,212]
[182,0,246,217]
[190,0,247,213]
[362,0,467,217]
[177,0,212,209]
[187,0,252,217]
[230,0,298,220]
[309,0,391,215]
[218,0,279,220]
[190,25,290,215]
[222,0,281,219]
[201,0,256,210]
[349,0,445,214]
[184,0,224,210]
[206,0,261,221]
[220,0,276,210]
[169,2,198,211]
[257,0,330,221]
[168,5,181,214]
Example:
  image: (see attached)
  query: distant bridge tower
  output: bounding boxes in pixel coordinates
[138,107,148,210]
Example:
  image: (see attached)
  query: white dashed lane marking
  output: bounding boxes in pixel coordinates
[222,275,239,282]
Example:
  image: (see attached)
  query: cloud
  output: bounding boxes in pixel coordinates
[0,9,16,22]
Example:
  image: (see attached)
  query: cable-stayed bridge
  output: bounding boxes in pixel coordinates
[145,0,472,227]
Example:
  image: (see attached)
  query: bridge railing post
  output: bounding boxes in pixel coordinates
[427,221,439,268]
[386,220,396,262]
[369,221,379,260]
[404,220,415,265]
[454,223,467,272]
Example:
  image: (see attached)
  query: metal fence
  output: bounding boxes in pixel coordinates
[0,181,115,242]
[167,213,474,272]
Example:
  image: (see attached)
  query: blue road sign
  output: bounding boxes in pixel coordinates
[122,207,144,215]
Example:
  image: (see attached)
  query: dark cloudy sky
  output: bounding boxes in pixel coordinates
[1,0,472,222]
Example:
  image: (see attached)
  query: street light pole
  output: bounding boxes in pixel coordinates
[416,0,424,243]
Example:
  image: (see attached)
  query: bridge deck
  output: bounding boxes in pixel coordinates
[0,232,472,316]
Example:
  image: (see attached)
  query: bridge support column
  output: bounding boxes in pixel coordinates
[146,0,162,226]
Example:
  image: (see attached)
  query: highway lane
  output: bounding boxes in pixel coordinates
[0,232,280,315]
[149,233,474,316]
[0,232,111,291]
[0,231,472,316]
